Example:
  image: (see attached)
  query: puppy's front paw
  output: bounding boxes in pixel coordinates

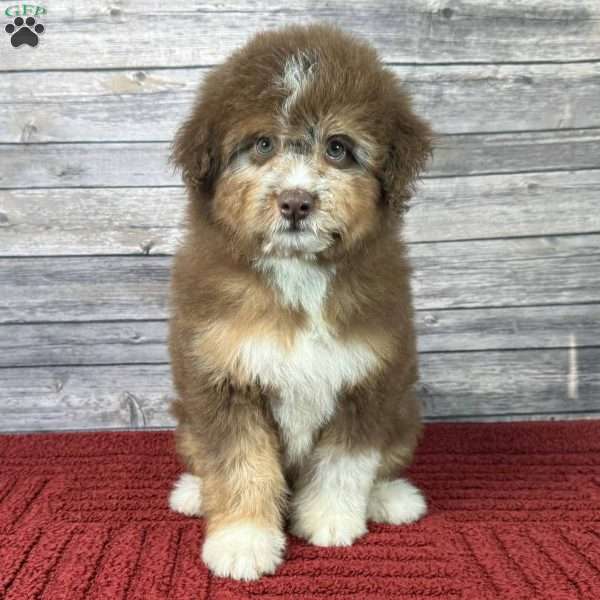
[367,478,427,525]
[291,510,367,547]
[202,522,286,581]
[168,473,203,516]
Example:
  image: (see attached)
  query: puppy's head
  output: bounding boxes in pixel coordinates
[172,24,432,258]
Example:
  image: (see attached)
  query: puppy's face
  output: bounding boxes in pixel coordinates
[173,25,432,258]
[213,102,382,257]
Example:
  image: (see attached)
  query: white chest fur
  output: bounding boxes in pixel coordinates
[239,257,379,464]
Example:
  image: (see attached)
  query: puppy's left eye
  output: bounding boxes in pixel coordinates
[256,136,275,156]
[326,138,347,161]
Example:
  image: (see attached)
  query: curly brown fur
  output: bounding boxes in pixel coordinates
[167,23,433,581]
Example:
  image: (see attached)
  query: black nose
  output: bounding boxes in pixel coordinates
[278,189,314,223]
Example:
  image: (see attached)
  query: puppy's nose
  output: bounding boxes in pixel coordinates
[278,189,314,223]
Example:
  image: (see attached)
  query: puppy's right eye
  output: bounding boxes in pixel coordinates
[255,136,275,156]
[326,138,347,161]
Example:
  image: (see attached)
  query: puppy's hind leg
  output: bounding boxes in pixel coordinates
[169,472,203,517]
[169,422,205,516]
[367,434,427,525]
[367,478,427,525]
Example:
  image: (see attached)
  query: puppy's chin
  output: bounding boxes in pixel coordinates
[262,230,332,258]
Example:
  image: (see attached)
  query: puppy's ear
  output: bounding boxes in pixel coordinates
[380,95,433,212]
[169,109,221,195]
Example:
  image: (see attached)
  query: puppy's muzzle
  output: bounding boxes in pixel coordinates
[278,188,314,228]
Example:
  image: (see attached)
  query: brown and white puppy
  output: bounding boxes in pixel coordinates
[167,23,433,581]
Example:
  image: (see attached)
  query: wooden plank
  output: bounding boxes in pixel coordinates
[417,304,600,353]
[0,234,598,322]
[430,129,600,178]
[0,347,598,431]
[2,170,599,256]
[418,348,600,418]
[406,169,600,243]
[0,256,171,323]
[2,304,598,368]
[0,321,169,368]
[426,412,600,423]
[3,129,600,188]
[0,187,186,256]
[2,1,599,71]
[4,412,600,433]
[3,63,600,143]
[0,143,176,188]
[0,364,173,432]
[4,411,600,434]
[410,234,600,309]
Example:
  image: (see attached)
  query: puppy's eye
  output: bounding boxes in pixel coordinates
[325,138,348,162]
[256,136,275,156]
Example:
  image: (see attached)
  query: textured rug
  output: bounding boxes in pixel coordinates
[0,421,599,600]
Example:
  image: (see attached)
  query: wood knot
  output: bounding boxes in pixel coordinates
[424,314,438,326]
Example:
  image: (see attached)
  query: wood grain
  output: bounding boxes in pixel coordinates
[3,63,599,143]
[1,0,599,431]
[419,347,600,418]
[1,234,598,323]
[407,169,600,243]
[0,321,170,368]
[2,170,599,255]
[1,347,597,431]
[2,303,598,368]
[417,304,600,353]
[425,412,600,423]
[0,186,187,256]
[2,1,599,71]
[3,129,600,189]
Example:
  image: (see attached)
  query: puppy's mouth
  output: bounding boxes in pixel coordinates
[281,221,305,233]
[264,222,333,255]
[278,220,340,239]
[274,215,312,234]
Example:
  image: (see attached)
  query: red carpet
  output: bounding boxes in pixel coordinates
[0,421,599,600]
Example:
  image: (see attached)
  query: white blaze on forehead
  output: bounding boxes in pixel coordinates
[276,50,319,122]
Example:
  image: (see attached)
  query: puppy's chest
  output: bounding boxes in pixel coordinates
[238,258,378,463]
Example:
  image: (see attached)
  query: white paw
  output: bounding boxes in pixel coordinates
[202,522,286,581]
[168,473,203,516]
[291,511,367,547]
[367,478,427,524]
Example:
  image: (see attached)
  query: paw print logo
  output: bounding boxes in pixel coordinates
[5,16,45,48]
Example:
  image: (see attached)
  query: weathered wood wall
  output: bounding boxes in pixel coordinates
[1,1,599,432]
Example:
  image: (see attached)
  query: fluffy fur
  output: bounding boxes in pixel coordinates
[167,23,433,580]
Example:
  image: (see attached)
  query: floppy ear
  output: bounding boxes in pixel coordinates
[380,99,433,212]
[169,108,221,196]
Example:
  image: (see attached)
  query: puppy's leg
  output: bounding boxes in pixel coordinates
[169,472,203,516]
[290,380,425,545]
[290,443,380,547]
[368,429,427,525]
[367,478,427,524]
[177,390,288,581]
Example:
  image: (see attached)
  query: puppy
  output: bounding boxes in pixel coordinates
[167,23,433,581]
